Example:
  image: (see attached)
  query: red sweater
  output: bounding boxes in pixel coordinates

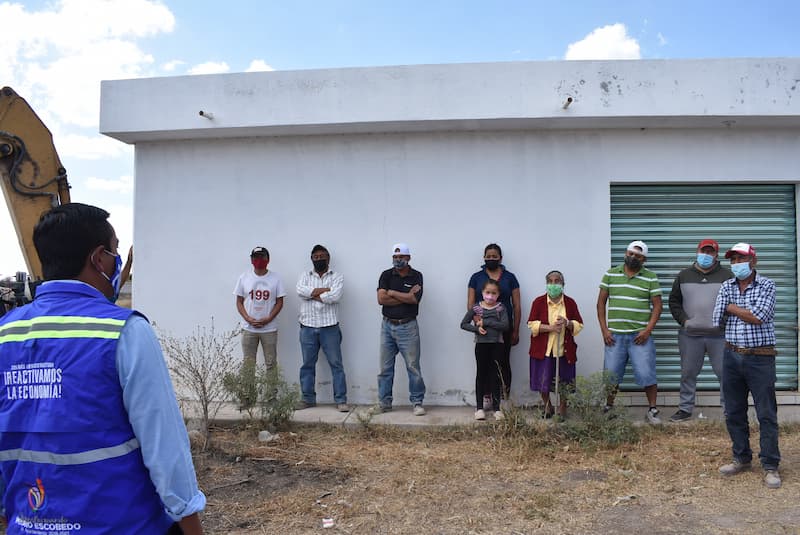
[527,294,583,364]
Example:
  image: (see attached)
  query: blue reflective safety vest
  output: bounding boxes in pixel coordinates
[0,281,174,534]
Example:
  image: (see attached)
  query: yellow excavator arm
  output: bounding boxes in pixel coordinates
[0,86,71,280]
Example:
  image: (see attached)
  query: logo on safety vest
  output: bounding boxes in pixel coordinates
[27,478,46,512]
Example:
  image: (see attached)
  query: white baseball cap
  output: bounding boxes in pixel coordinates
[725,242,756,259]
[392,243,411,255]
[626,240,648,256]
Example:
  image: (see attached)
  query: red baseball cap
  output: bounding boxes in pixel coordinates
[697,239,719,252]
[724,242,756,259]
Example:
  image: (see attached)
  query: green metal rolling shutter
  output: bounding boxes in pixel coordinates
[610,184,798,391]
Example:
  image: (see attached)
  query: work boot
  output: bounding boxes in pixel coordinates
[719,460,751,476]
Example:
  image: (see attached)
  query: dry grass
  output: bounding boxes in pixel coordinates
[196,421,800,534]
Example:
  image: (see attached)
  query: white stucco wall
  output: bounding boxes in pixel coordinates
[101,59,800,406]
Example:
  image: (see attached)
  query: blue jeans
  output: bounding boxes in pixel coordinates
[378,319,425,407]
[299,324,347,404]
[603,333,657,387]
[722,347,780,470]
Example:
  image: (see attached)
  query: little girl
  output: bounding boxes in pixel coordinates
[460,279,509,421]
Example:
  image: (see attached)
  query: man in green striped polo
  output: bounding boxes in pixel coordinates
[597,240,664,425]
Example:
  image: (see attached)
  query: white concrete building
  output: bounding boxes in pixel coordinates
[100,58,800,408]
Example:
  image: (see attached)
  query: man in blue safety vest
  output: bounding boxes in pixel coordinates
[0,203,205,534]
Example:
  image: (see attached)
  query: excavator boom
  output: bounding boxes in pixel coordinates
[0,86,71,280]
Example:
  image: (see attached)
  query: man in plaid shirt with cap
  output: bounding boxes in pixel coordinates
[712,242,781,489]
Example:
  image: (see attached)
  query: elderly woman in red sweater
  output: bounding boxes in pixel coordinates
[527,270,584,418]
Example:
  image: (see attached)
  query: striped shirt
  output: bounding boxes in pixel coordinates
[712,272,776,347]
[296,270,343,328]
[600,265,662,333]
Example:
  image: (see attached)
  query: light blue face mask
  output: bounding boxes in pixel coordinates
[696,253,715,269]
[731,262,752,280]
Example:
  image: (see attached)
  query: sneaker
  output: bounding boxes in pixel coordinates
[602,404,613,414]
[494,411,504,421]
[337,403,351,413]
[295,400,316,410]
[719,460,752,476]
[413,404,426,416]
[474,409,486,421]
[646,407,662,425]
[764,470,782,489]
[670,409,692,422]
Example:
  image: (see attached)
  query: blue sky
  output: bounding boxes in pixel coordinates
[2,0,799,277]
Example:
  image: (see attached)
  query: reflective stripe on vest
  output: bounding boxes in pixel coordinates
[0,437,139,465]
[0,315,125,343]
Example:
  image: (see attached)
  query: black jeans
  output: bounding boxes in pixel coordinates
[475,343,503,410]
[497,330,514,399]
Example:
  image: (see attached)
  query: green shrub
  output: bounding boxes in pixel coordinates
[557,371,640,448]
[224,363,300,429]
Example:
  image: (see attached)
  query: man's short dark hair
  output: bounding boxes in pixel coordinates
[250,247,270,260]
[311,244,329,256]
[33,203,114,280]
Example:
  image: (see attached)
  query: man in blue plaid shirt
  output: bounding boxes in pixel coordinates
[712,242,780,489]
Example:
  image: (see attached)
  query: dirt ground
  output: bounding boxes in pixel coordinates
[194,420,800,535]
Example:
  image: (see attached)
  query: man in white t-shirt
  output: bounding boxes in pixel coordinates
[234,247,286,385]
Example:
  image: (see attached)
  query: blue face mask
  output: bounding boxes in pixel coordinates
[102,250,123,302]
[696,253,715,269]
[731,262,752,280]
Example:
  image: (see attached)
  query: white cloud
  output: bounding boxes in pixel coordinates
[162,59,186,72]
[0,208,26,278]
[0,0,175,137]
[0,0,167,277]
[107,202,134,258]
[56,132,132,160]
[657,32,667,46]
[245,59,274,72]
[85,175,133,194]
[564,24,641,60]
[188,61,230,75]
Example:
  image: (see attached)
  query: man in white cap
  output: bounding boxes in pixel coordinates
[597,240,663,424]
[668,239,732,422]
[376,243,426,415]
[713,243,781,489]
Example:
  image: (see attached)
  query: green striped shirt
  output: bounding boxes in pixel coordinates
[600,265,662,333]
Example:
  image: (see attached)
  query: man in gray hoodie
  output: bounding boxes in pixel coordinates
[668,239,733,422]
